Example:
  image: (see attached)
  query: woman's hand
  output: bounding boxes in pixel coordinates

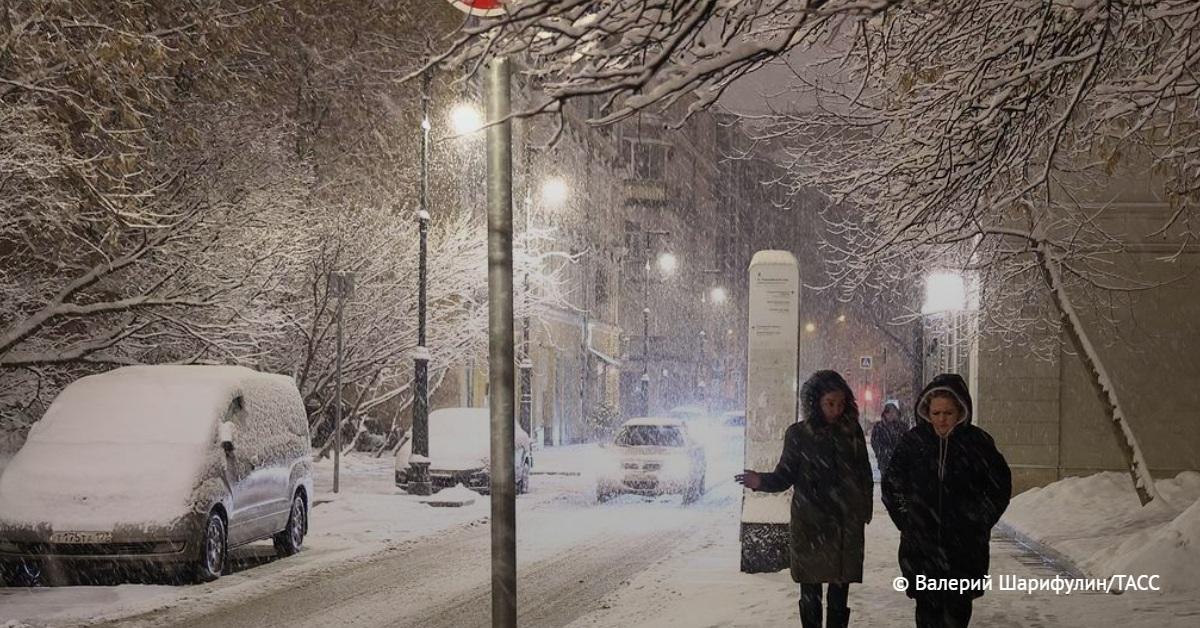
[735,470,762,490]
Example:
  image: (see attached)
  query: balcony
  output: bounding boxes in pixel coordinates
[623,178,670,205]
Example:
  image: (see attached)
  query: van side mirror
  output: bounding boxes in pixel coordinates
[219,421,236,453]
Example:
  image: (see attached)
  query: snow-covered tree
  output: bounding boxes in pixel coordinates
[437,0,1200,504]
[0,1,581,452]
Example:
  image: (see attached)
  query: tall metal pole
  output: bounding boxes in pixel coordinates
[519,192,533,438]
[698,330,707,412]
[334,294,343,494]
[486,56,517,628]
[409,67,434,497]
[640,231,651,417]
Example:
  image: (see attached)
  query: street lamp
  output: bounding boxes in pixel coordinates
[922,271,967,313]
[709,286,727,304]
[541,177,568,206]
[640,230,672,417]
[520,176,569,440]
[450,102,483,136]
[409,69,435,497]
[657,251,678,275]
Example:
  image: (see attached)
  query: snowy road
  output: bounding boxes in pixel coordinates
[73,455,741,628]
[5,443,1197,628]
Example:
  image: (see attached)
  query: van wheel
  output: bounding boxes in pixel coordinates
[192,511,227,583]
[274,493,307,558]
[1,561,42,587]
[683,472,705,505]
[517,461,532,495]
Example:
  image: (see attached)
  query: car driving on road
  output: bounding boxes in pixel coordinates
[596,417,706,503]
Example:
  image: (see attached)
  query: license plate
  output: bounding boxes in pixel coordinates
[49,531,112,544]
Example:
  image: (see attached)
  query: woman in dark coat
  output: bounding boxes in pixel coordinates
[882,373,1012,628]
[736,370,873,628]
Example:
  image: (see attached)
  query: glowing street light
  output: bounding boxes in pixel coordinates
[922,271,967,313]
[541,177,568,206]
[709,286,728,304]
[450,102,483,136]
[657,252,678,274]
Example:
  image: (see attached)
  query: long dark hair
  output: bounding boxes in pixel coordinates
[799,370,859,424]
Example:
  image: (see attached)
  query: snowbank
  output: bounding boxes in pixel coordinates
[1003,471,1200,595]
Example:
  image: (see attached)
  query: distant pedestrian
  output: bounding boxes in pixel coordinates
[881,374,1012,628]
[871,399,908,473]
[736,370,873,628]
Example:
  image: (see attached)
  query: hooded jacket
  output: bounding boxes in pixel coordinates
[881,374,1012,599]
[755,370,874,584]
[870,400,908,473]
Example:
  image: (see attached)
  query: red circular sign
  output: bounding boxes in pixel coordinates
[447,0,506,17]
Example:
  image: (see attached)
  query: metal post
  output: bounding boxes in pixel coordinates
[334,295,343,494]
[486,56,517,628]
[698,330,707,412]
[639,230,668,417]
[409,67,434,497]
[519,194,533,438]
[641,231,651,417]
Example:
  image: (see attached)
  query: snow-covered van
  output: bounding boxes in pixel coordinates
[0,365,313,585]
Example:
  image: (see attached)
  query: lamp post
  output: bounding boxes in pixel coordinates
[697,269,725,413]
[409,69,434,497]
[520,190,533,440]
[518,176,567,441]
[640,229,671,417]
[698,330,707,411]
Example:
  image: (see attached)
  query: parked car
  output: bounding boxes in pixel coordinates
[718,410,746,433]
[596,417,706,503]
[394,408,533,495]
[0,365,313,586]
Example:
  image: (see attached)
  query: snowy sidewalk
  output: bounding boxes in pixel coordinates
[561,487,1200,628]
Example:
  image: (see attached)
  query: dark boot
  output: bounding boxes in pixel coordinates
[827,607,851,628]
[799,597,822,628]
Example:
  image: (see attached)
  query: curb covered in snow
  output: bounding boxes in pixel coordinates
[995,521,1087,579]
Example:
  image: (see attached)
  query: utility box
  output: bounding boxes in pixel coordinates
[740,250,801,573]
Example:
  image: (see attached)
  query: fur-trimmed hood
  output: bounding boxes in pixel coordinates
[915,373,973,426]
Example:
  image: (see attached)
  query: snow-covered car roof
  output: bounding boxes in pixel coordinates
[397,407,531,470]
[1,365,303,529]
[621,417,687,428]
[28,364,295,446]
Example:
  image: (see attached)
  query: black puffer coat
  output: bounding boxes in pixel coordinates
[757,370,874,584]
[881,374,1012,599]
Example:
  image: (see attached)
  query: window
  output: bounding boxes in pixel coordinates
[626,140,671,180]
[624,220,642,264]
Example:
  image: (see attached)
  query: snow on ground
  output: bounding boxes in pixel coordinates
[0,444,609,627]
[4,441,1200,627]
[1002,470,1200,595]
